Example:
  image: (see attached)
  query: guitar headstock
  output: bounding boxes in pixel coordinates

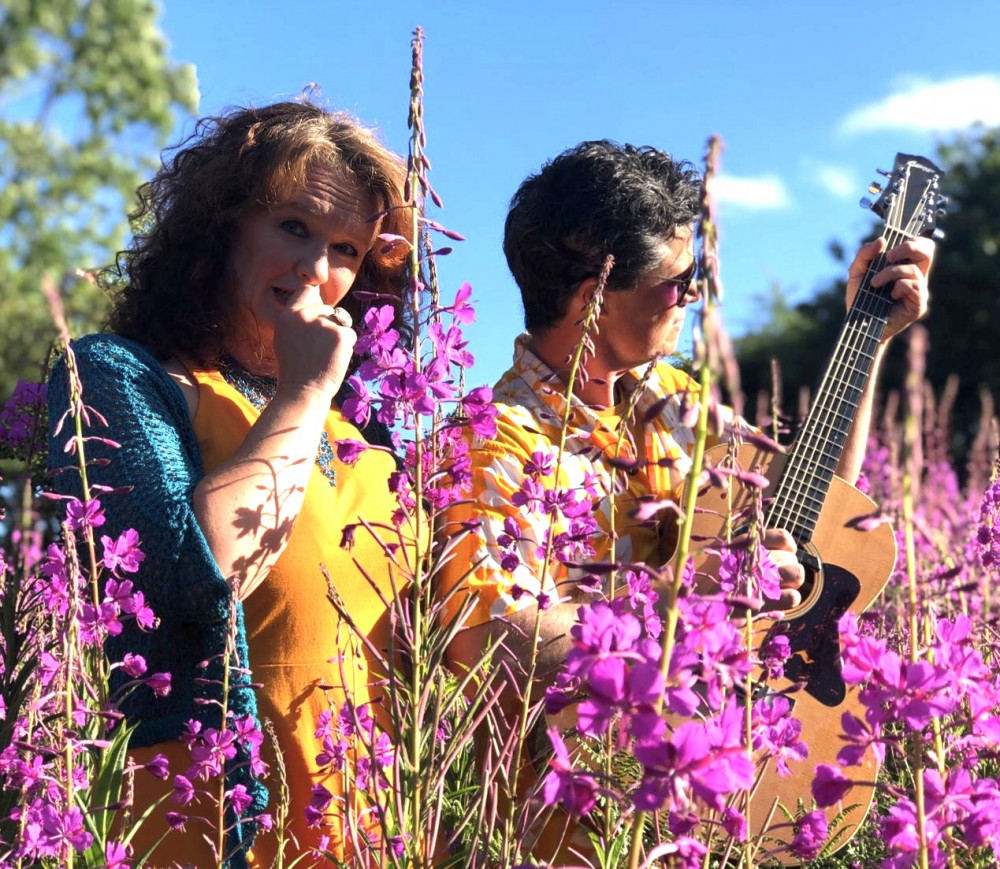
[865,153,947,240]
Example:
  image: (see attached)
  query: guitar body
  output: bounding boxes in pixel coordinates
[691,442,897,859]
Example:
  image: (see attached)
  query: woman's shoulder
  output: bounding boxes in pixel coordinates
[51,333,194,422]
[68,333,167,376]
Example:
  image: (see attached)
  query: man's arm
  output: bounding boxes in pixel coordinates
[836,236,935,484]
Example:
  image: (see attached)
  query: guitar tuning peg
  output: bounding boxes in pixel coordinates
[936,194,950,207]
[868,182,883,195]
[860,197,874,210]
[932,228,946,241]
[876,168,892,177]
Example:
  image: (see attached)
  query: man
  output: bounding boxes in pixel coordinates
[440,140,932,692]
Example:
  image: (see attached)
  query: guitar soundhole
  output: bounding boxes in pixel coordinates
[769,563,861,707]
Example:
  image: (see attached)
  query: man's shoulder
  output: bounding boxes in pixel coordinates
[458,362,562,463]
[646,358,698,396]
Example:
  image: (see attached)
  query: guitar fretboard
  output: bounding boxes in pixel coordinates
[767,272,892,541]
[764,215,925,541]
[765,153,942,544]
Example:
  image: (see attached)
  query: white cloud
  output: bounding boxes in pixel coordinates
[711,173,791,210]
[840,74,1000,135]
[812,163,856,199]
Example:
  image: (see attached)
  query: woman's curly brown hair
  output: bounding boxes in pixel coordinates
[107,99,413,363]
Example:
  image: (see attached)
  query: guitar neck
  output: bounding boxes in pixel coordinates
[766,228,902,543]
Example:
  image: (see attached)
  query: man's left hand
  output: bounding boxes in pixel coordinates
[846,236,935,342]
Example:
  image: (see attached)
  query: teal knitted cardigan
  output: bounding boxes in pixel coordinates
[47,334,265,865]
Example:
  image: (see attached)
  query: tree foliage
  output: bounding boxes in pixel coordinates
[735,125,1000,457]
[0,0,198,398]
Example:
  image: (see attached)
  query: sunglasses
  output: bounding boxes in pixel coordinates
[656,262,700,308]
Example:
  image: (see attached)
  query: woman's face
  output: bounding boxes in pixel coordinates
[226,163,380,367]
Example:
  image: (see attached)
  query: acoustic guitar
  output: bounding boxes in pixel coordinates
[691,152,946,860]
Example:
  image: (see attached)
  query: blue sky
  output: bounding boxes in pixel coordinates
[159,0,1000,388]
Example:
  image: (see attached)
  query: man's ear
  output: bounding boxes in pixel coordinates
[571,277,602,315]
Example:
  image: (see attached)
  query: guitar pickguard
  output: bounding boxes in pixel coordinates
[774,563,860,708]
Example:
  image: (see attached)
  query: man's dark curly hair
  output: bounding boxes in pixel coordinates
[503,140,703,333]
[106,99,413,362]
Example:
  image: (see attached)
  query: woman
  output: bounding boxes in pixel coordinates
[47,100,414,867]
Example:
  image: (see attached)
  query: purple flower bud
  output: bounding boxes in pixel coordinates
[121,653,147,677]
[811,763,854,807]
[145,753,169,780]
[146,672,172,697]
[790,810,828,861]
[165,811,188,830]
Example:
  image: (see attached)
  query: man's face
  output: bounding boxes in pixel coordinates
[594,227,696,372]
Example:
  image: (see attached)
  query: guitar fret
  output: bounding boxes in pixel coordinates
[764,153,943,547]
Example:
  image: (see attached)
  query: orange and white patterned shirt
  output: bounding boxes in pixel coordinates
[439,335,727,629]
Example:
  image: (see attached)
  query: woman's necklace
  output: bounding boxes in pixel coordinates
[217,356,338,487]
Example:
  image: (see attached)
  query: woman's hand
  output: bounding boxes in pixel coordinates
[273,285,357,399]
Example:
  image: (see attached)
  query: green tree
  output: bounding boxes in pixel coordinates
[0,0,198,400]
[735,125,1000,458]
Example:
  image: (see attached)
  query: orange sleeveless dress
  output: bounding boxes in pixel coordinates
[130,366,408,868]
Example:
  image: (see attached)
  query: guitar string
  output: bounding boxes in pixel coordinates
[771,227,906,536]
[767,237,895,533]
[766,243,895,537]
[771,184,927,538]
[768,176,926,538]
[768,172,922,534]
[772,239,896,527]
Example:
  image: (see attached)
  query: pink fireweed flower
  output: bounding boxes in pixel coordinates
[340,375,373,428]
[429,321,474,369]
[632,703,755,813]
[122,652,146,679]
[145,753,169,780]
[100,528,145,576]
[620,570,663,640]
[973,469,1000,573]
[716,541,781,603]
[379,362,444,417]
[0,379,47,452]
[721,806,748,842]
[187,727,238,780]
[523,449,555,477]
[145,672,171,697]
[227,784,253,814]
[575,654,665,738]
[306,784,333,827]
[644,837,709,869]
[459,386,498,439]
[64,497,105,534]
[104,839,131,869]
[879,798,936,858]
[444,281,476,325]
[674,594,752,707]
[79,601,123,645]
[165,811,188,830]
[334,439,367,466]
[355,304,400,360]
[789,810,828,861]
[758,633,791,680]
[752,695,808,776]
[837,710,885,768]
[541,728,598,816]
[105,578,157,629]
[36,804,94,855]
[811,762,855,807]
